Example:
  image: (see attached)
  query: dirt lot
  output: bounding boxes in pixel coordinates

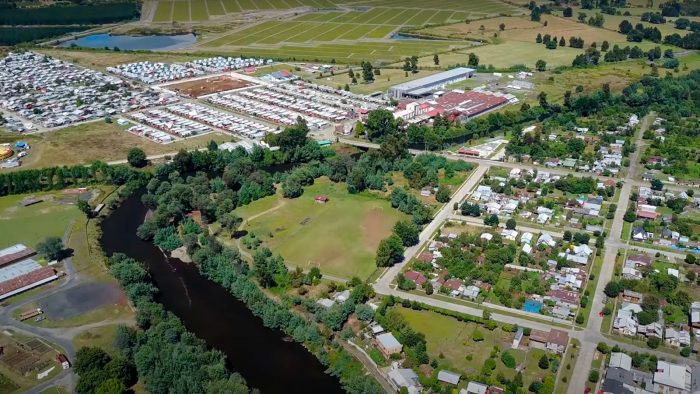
[39,282,126,320]
[164,75,257,98]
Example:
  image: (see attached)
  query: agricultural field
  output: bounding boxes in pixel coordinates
[152,0,522,23]
[236,177,409,280]
[395,306,555,389]
[0,331,63,394]
[0,123,233,170]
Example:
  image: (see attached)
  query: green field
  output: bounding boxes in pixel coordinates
[237,177,409,280]
[396,306,553,388]
[0,192,82,247]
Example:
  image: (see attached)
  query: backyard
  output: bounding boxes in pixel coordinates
[396,306,554,388]
[237,177,409,280]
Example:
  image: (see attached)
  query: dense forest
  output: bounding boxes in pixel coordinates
[0,2,139,25]
[0,26,91,45]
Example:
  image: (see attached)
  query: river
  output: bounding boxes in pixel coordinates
[100,192,344,394]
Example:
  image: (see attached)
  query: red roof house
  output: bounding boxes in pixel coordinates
[404,271,426,286]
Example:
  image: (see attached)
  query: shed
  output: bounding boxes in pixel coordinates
[437,370,461,385]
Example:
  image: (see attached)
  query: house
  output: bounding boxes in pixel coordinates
[668,268,680,278]
[627,254,652,268]
[545,289,579,309]
[528,329,549,350]
[637,210,658,220]
[602,367,635,394]
[522,243,532,255]
[512,327,524,349]
[376,333,402,357]
[520,232,533,245]
[463,285,480,300]
[443,278,463,295]
[609,352,632,371]
[614,310,638,336]
[665,327,691,347]
[334,290,351,304]
[653,361,692,393]
[480,233,494,241]
[461,381,489,394]
[537,233,556,248]
[638,322,663,339]
[619,302,643,315]
[404,271,427,286]
[545,329,569,354]
[501,229,518,241]
[622,289,643,304]
[690,302,700,331]
[369,323,384,335]
[437,370,461,385]
[622,266,642,280]
[388,367,422,394]
[632,227,647,241]
[551,306,571,319]
[316,298,335,308]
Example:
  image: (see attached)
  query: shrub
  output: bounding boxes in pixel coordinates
[501,351,516,368]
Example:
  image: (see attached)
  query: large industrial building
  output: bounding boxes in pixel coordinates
[388,67,476,99]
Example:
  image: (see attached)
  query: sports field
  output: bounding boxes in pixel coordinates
[237,177,409,280]
[0,192,81,247]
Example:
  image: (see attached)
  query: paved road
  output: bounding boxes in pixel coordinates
[568,113,652,394]
[374,165,489,293]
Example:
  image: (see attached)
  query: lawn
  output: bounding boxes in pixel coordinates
[554,338,579,394]
[72,324,122,355]
[0,192,81,247]
[2,122,233,170]
[396,306,553,388]
[238,177,409,280]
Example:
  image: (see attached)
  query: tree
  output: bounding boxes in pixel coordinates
[601,40,610,51]
[576,313,584,324]
[686,254,697,265]
[461,202,481,217]
[506,218,516,230]
[126,148,147,168]
[563,6,573,17]
[623,209,637,222]
[619,20,633,34]
[501,351,516,368]
[355,304,374,321]
[472,329,484,341]
[536,33,542,43]
[207,140,218,151]
[435,185,451,203]
[433,54,439,65]
[424,281,433,295]
[588,370,599,383]
[484,214,499,227]
[559,36,566,46]
[499,23,506,31]
[36,236,65,261]
[650,178,664,191]
[535,59,547,71]
[74,346,111,376]
[468,52,479,67]
[365,109,397,141]
[361,61,374,83]
[95,378,125,394]
[77,199,93,218]
[604,281,622,297]
[393,220,420,246]
[376,235,404,267]
[681,347,692,357]
[647,337,661,349]
[597,342,610,354]
[538,354,549,369]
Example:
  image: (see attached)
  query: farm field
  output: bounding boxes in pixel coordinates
[395,306,553,389]
[0,192,82,247]
[1,123,234,170]
[0,331,63,394]
[151,0,523,23]
[35,48,208,70]
[237,177,409,280]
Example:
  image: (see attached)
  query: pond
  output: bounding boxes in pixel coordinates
[100,192,344,394]
[59,33,196,51]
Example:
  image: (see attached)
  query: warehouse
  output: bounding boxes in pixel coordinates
[388,67,475,99]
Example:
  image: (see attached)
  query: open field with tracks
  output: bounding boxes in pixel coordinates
[237,177,409,280]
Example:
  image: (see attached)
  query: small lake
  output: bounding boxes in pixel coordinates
[59,33,196,51]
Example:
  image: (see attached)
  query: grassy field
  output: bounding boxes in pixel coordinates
[152,0,522,23]
[554,338,580,394]
[0,192,81,247]
[36,48,209,70]
[72,324,121,354]
[237,177,409,280]
[396,306,553,388]
[315,68,440,94]
[1,122,233,170]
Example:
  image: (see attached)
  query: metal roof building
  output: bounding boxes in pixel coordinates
[388,67,475,98]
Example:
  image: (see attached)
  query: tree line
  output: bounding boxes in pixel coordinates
[0,2,139,25]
